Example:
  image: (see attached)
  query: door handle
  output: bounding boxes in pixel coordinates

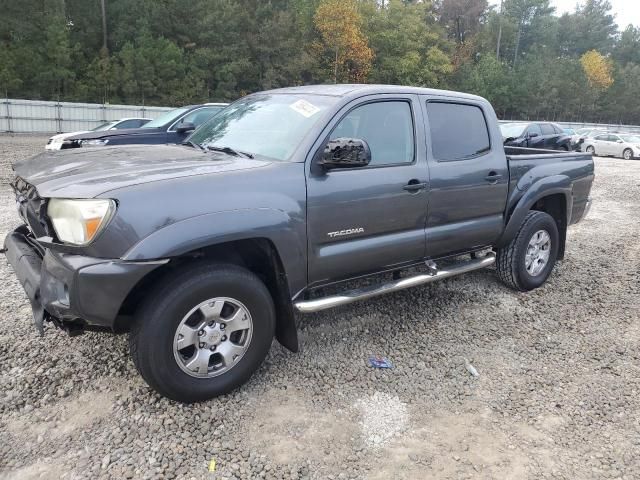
[485,172,502,183]
[403,180,427,192]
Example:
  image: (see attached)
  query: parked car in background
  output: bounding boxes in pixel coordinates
[45,118,151,150]
[572,128,604,151]
[583,132,640,159]
[63,103,228,148]
[501,122,573,150]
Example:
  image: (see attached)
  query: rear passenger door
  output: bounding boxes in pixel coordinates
[421,98,509,258]
[594,134,612,155]
[539,123,557,148]
[306,95,428,286]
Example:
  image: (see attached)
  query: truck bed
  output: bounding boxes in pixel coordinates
[504,146,594,226]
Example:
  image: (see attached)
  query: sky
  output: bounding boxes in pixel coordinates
[491,0,640,29]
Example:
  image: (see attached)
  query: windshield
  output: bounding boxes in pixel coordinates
[500,123,527,138]
[92,121,117,131]
[620,135,640,143]
[143,107,190,128]
[189,94,338,161]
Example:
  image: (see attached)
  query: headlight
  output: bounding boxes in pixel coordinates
[80,139,109,147]
[47,199,115,245]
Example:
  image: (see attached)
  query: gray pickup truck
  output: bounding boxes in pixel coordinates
[4,85,594,402]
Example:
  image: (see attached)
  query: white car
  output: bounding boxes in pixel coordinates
[583,132,640,160]
[45,118,151,150]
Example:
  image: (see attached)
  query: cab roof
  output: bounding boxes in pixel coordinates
[261,84,487,103]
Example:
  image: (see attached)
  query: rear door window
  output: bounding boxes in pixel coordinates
[540,123,555,135]
[527,124,542,136]
[426,102,490,161]
[115,119,141,129]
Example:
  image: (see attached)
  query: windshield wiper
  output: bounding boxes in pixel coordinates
[206,145,254,159]
[181,140,206,151]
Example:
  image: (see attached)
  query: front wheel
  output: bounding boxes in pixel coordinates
[496,211,559,291]
[129,263,275,403]
[586,145,595,155]
[623,148,633,160]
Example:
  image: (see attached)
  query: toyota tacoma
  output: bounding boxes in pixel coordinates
[4,85,594,402]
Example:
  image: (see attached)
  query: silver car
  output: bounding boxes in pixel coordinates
[583,133,640,160]
[573,128,604,151]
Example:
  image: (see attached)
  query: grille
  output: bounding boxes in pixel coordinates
[11,177,51,238]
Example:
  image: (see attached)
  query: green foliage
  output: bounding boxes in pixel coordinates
[1,0,639,123]
[365,0,453,86]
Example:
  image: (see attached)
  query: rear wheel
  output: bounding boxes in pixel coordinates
[129,263,275,403]
[623,148,633,160]
[586,145,595,155]
[496,211,559,291]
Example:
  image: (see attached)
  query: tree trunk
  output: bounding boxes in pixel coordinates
[496,0,503,59]
[334,47,338,84]
[513,17,523,65]
[101,0,108,53]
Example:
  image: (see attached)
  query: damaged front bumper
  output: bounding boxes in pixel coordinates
[4,225,167,334]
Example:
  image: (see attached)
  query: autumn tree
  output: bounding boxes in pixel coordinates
[580,50,614,91]
[313,0,373,83]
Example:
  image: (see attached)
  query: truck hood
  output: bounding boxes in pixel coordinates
[13,144,272,198]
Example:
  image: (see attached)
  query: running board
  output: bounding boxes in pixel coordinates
[293,252,496,313]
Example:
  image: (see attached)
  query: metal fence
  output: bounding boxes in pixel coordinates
[1,98,173,134]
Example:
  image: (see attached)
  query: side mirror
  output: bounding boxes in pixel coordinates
[616,139,623,143]
[319,138,371,169]
[527,132,539,138]
[176,122,196,134]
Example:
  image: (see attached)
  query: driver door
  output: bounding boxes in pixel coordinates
[306,95,428,287]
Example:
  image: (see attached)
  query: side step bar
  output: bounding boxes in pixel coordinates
[293,252,496,313]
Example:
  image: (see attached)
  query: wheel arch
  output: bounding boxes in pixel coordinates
[497,176,572,255]
[115,237,299,352]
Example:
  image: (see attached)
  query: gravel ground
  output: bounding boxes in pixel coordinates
[0,134,638,480]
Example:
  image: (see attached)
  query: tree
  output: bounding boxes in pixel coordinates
[0,47,22,98]
[503,0,553,65]
[436,0,488,44]
[580,50,613,91]
[313,0,373,83]
[37,14,75,99]
[365,0,453,87]
[558,0,617,56]
[613,25,640,66]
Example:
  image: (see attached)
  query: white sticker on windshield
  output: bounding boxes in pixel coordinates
[289,99,321,118]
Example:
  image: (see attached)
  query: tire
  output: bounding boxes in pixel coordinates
[561,144,569,151]
[586,145,595,155]
[496,211,559,292]
[623,148,633,160]
[129,263,275,403]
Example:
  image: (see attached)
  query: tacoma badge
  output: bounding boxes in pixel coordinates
[327,227,365,238]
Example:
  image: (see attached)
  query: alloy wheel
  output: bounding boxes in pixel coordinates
[173,297,253,378]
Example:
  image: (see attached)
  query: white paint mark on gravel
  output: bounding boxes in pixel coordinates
[354,391,409,447]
